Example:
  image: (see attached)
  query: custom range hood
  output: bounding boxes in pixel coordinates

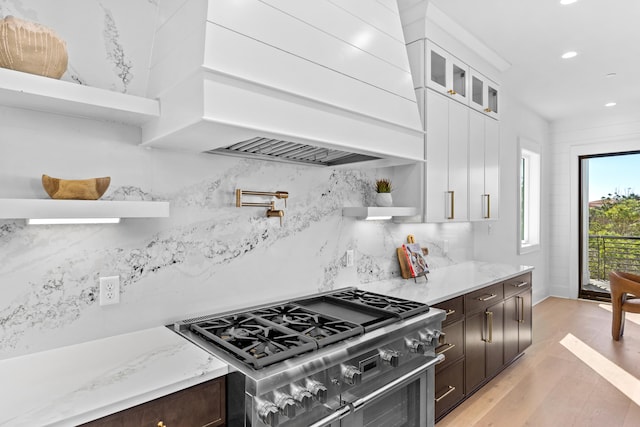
[141,0,424,167]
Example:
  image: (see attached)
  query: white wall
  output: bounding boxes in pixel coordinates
[548,112,640,298]
[472,92,551,304]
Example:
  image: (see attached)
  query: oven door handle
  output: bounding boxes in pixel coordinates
[308,354,444,427]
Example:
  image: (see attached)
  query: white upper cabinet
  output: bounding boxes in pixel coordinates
[425,90,469,223]
[469,110,500,221]
[425,41,469,105]
[470,68,500,120]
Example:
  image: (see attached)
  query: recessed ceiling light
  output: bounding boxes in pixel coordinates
[560,0,578,4]
[562,51,578,59]
[605,102,617,107]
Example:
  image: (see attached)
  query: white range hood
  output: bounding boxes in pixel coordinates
[141,0,424,167]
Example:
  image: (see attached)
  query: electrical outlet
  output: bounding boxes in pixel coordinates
[99,275,120,306]
[346,250,355,267]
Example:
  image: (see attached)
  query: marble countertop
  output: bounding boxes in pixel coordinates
[0,326,228,427]
[358,261,533,306]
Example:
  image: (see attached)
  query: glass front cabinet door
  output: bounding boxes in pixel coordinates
[470,68,500,120]
[425,41,469,105]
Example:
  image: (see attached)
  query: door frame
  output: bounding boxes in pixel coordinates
[570,143,640,299]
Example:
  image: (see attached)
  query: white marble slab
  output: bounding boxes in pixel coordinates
[358,261,534,305]
[0,327,228,427]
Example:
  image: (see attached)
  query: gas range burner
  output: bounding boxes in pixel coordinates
[191,314,317,369]
[249,304,364,347]
[329,289,430,318]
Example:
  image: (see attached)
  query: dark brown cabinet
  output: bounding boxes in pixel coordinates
[504,273,532,363]
[82,376,226,427]
[464,302,505,393]
[434,272,532,422]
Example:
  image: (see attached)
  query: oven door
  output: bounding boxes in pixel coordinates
[309,355,443,427]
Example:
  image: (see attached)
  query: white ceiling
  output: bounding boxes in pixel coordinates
[429,0,640,123]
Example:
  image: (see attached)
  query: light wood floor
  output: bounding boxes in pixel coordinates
[437,297,640,427]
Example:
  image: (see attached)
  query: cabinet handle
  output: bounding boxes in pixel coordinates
[519,296,525,323]
[447,191,455,219]
[484,107,493,113]
[483,194,491,219]
[477,293,497,302]
[484,311,493,343]
[447,89,457,95]
[512,281,528,288]
[445,309,456,317]
[436,343,456,355]
[435,385,456,403]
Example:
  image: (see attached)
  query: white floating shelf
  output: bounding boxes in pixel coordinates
[342,207,418,220]
[0,199,170,221]
[0,68,160,125]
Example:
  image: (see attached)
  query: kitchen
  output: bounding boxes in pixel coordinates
[0,0,638,426]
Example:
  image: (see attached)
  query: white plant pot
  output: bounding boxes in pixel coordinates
[375,193,393,207]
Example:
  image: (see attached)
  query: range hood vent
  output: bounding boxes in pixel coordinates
[207,137,380,167]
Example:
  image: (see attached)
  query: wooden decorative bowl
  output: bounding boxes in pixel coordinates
[42,174,111,200]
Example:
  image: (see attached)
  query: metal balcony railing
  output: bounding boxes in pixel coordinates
[588,235,640,284]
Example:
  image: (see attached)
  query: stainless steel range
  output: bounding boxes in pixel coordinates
[172,287,445,427]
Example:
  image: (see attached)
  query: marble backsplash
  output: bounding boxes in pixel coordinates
[0,107,473,360]
[0,0,474,360]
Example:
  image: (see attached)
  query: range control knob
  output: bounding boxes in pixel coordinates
[257,401,280,426]
[406,338,426,354]
[342,365,362,386]
[421,329,444,346]
[291,385,314,410]
[306,379,328,403]
[379,349,400,367]
[274,393,297,418]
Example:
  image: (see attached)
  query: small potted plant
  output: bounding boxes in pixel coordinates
[375,178,393,207]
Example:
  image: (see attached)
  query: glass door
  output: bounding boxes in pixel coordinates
[579,151,640,301]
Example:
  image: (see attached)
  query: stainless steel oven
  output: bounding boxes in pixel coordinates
[171,287,445,427]
[310,355,441,427]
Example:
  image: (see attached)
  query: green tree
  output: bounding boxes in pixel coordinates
[588,192,640,281]
[589,192,640,236]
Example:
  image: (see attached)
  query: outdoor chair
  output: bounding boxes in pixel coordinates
[610,270,640,340]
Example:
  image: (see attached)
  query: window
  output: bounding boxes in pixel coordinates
[519,139,540,253]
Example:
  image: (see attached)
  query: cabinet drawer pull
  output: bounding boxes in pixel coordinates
[445,309,456,317]
[512,281,528,288]
[477,293,497,302]
[436,343,456,355]
[435,385,456,403]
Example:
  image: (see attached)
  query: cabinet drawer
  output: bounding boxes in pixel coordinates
[436,319,464,373]
[465,282,503,314]
[433,296,464,326]
[83,377,226,427]
[435,358,465,421]
[504,272,532,299]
